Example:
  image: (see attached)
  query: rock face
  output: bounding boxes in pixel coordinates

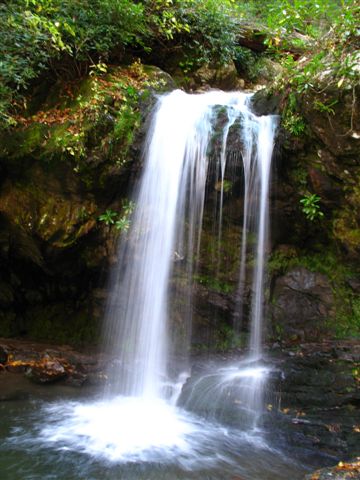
[271,267,334,340]
[0,64,175,345]
[264,82,360,342]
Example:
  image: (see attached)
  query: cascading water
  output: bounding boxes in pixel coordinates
[102,90,277,419]
[103,89,215,399]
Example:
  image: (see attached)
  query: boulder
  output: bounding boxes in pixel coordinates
[25,358,68,384]
[192,61,245,90]
[271,267,334,341]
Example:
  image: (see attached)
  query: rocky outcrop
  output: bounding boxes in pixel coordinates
[262,81,360,341]
[0,64,174,345]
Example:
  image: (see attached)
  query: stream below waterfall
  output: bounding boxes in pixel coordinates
[0,374,332,480]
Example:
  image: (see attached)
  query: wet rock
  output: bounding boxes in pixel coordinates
[271,267,334,340]
[305,458,360,479]
[64,371,88,387]
[86,371,109,386]
[0,338,108,388]
[267,342,360,459]
[25,358,67,384]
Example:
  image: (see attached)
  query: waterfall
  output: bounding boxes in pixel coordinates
[33,89,280,467]
[103,89,278,409]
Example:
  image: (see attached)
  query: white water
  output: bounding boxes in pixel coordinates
[22,90,278,467]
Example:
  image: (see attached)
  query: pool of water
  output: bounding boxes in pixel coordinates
[0,373,332,480]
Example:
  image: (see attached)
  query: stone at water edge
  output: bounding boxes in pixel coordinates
[24,358,68,384]
[305,458,360,479]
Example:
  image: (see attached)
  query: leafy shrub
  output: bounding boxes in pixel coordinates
[180,0,240,66]
[143,0,241,67]
[0,0,148,126]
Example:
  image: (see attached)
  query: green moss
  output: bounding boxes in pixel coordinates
[270,247,360,339]
[43,124,86,161]
[0,123,48,159]
[194,273,234,294]
[289,164,308,187]
[1,178,97,248]
[112,104,141,164]
[268,248,297,275]
[27,305,100,346]
[269,248,353,280]
[329,288,360,340]
[333,211,360,254]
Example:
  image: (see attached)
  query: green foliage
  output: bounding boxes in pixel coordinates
[334,294,360,339]
[1,0,357,129]
[98,201,135,231]
[282,92,307,136]
[0,0,148,126]
[145,0,191,40]
[113,104,141,161]
[283,112,306,136]
[300,193,324,221]
[180,0,240,66]
[314,99,338,115]
[98,209,118,226]
[269,1,360,94]
[52,128,86,162]
[265,0,340,43]
[0,0,244,127]
[144,0,240,67]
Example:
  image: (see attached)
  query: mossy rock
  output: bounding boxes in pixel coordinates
[25,304,100,346]
[0,63,176,345]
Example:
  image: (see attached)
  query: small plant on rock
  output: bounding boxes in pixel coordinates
[98,209,118,225]
[300,193,324,221]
